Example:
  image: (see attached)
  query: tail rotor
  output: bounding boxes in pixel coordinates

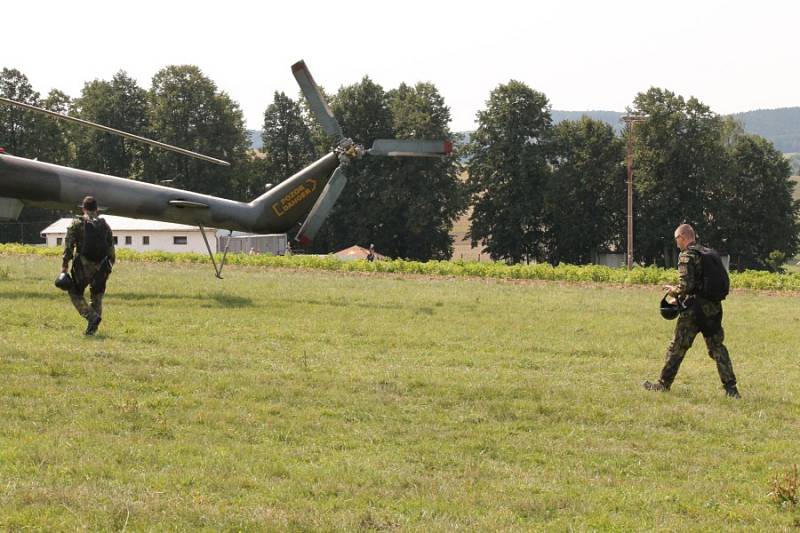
[290,60,453,245]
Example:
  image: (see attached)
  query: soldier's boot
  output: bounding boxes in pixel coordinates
[85,314,102,336]
[70,293,101,335]
[724,385,740,399]
[643,380,670,392]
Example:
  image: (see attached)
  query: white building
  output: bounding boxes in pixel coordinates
[41,215,217,254]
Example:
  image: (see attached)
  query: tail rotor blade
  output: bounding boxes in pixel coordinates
[368,139,453,157]
[295,166,348,246]
[291,60,343,140]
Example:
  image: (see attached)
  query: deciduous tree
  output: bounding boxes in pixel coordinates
[304,77,393,254]
[72,71,147,177]
[0,68,42,158]
[382,82,466,260]
[546,117,625,264]
[628,88,729,265]
[721,134,799,269]
[466,80,552,263]
[0,70,72,243]
[143,65,249,198]
[258,91,316,195]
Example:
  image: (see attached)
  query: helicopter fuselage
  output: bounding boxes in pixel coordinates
[0,151,339,234]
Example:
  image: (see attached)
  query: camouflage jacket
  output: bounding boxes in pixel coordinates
[676,243,721,316]
[62,215,116,269]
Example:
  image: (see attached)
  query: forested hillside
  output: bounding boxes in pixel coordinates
[549,108,800,151]
[732,108,800,152]
[252,108,800,153]
[551,110,625,132]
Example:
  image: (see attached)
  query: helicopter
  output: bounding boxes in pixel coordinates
[0,60,452,277]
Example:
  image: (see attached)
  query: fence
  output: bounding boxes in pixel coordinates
[218,234,288,255]
[0,220,50,244]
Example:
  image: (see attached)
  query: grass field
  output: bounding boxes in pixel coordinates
[1,254,799,530]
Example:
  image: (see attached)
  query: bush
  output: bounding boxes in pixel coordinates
[3,244,800,291]
[766,250,787,273]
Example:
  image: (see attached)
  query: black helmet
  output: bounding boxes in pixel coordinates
[55,272,74,291]
[659,294,681,320]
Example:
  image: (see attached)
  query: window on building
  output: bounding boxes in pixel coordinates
[56,237,63,245]
[125,236,132,245]
[173,236,188,245]
[143,236,150,245]
[113,236,118,245]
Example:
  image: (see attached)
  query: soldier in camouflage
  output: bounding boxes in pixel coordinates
[643,224,740,398]
[62,196,115,335]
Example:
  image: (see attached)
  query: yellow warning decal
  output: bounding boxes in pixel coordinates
[272,179,317,217]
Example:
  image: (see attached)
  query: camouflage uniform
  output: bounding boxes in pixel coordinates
[62,215,115,323]
[658,243,737,391]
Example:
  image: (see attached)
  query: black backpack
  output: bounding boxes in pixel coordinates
[697,246,729,301]
[81,217,110,262]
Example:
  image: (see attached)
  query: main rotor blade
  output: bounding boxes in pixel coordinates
[295,166,348,246]
[291,60,343,140]
[0,96,230,167]
[368,139,453,157]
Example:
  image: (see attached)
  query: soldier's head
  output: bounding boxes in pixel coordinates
[82,196,98,214]
[673,223,695,251]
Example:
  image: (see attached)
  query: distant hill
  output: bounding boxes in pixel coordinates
[788,153,800,175]
[456,108,800,153]
[247,130,263,151]
[548,109,800,152]
[249,108,800,154]
[550,110,626,132]
[731,108,800,153]
[454,112,624,145]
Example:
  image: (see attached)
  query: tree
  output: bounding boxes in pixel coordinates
[546,117,626,264]
[258,91,316,196]
[0,69,73,243]
[383,82,466,260]
[143,65,250,198]
[0,68,41,157]
[720,134,800,270]
[72,71,148,177]
[30,89,73,166]
[629,88,730,265]
[298,78,465,260]
[305,76,394,254]
[466,80,552,263]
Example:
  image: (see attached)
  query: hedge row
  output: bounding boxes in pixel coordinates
[2,244,799,291]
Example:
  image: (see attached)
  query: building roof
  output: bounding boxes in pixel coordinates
[334,245,386,261]
[41,215,212,235]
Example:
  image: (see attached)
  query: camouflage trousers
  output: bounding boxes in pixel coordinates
[660,311,737,389]
[68,256,108,321]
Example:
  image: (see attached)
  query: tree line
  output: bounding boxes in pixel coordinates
[467,83,799,270]
[1,66,798,269]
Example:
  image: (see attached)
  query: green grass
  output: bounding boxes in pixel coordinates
[1,254,800,530]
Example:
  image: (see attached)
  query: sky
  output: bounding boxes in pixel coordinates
[5,0,798,132]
